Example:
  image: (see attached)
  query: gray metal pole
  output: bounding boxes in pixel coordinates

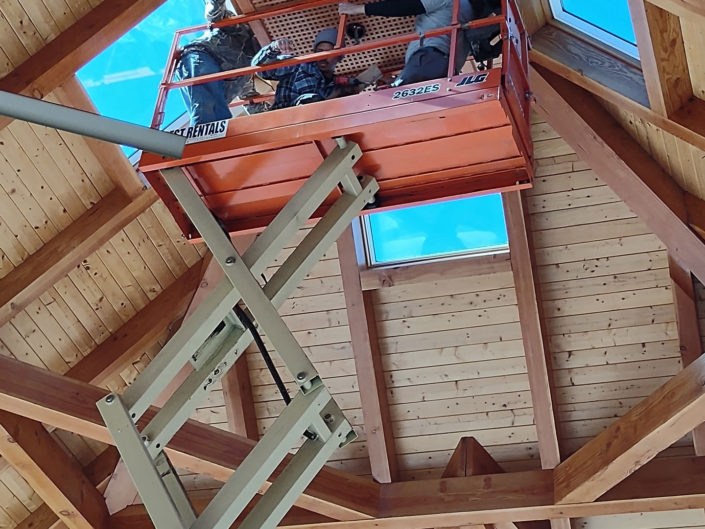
[0,90,185,159]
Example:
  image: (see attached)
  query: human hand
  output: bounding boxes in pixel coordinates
[339,2,365,15]
[273,37,295,55]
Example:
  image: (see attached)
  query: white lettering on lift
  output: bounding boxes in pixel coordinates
[172,119,229,144]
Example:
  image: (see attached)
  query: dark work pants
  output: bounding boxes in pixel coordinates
[396,46,449,86]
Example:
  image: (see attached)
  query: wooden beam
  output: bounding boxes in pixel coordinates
[337,224,398,483]
[53,77,146,199]
[685,192,705,239]
[530,24,705,154]
[0,0,166,127]
[84,447,121,491]
[360,252,511,290]
[554,352,705,504]
[627,0,692,116]
[0,354,379,521]
[442,438,546,529]
[221,355,259,440]
[530,65,705,288]
[65,259,204,386]
[112,493,334,529]
[0,411,109,529]
[0,188,157,327]
[442,437,504,478]
[109,456,705,528]
[17,447,120,529]
[668,256,705,455]
[647,0,705,19]
[502,191,561,470]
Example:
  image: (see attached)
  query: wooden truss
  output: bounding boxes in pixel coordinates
[0,1,704,529]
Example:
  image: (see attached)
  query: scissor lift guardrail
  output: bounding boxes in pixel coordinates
[98,140,378,529]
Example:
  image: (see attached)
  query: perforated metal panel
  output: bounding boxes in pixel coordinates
[251,0,413,75]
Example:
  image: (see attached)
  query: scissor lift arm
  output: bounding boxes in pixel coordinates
[98,141,377,529]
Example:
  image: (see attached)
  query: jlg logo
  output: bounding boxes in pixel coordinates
[456,73,489,86]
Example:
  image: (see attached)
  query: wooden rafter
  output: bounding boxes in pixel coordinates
[53,77,146,199]
[113,495,334,529]
[0,188,157,327]
[0,354,379,521]
[0,0,166,127]
[109,456,705,528]
[64,258,205,386]
[627,0,692,117]
[0,411,109,529]
[17,447,120,529]
[668,256,705,455]
[554,353,705,503]
[337,224,398,484]
[530,65,705,287]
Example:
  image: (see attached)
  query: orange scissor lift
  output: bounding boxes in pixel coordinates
[96,3,534,529]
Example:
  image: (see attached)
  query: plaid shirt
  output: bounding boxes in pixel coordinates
[251,43,338,109]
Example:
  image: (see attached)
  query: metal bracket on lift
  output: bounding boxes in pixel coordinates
[97,141,378,529]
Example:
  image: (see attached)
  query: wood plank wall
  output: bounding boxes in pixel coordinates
[527,112,692,458]
[370,269,537,479]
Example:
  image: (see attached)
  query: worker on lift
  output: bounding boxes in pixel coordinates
[339,0,474,85]
[251,28,364,109]
[175,0,265,125]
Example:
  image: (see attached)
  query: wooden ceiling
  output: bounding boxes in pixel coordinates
[0,1,704,529]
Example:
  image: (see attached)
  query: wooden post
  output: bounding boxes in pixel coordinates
[337,223,399,483]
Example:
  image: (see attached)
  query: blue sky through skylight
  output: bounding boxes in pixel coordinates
[366,194,509,265]
[561,0,636,45]
[77,0,204,149]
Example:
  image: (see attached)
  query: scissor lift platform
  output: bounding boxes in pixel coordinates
[139,0,532,239]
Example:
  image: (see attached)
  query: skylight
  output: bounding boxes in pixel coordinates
[364,194,509,266]
[76,0,204,151]
[548,0,639,58]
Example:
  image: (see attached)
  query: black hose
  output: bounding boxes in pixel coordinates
[232,305,318,441]
[233,305,291,405]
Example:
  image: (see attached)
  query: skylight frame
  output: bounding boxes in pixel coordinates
[547,0,639,59]
[361,195,510,268]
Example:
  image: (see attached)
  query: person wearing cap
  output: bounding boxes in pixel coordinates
[175,0,265,125]
[251,28,362,109]
[339,0,474,86]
